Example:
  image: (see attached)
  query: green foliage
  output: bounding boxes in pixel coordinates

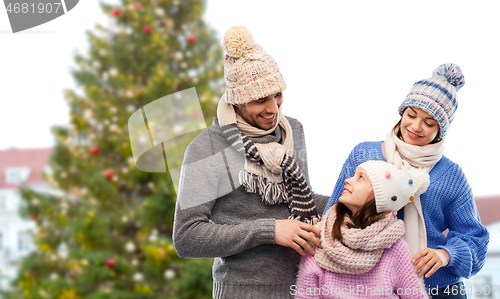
[2,0,224,298]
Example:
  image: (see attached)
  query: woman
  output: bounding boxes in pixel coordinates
[323,63,489,298]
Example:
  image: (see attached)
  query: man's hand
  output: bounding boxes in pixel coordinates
[275,219,322,256]
[412,248,450,278]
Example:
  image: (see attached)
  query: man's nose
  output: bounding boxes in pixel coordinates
[264,95,279,114]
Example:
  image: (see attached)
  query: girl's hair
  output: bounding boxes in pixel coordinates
[394,108,442,144]
[332,190,390,243]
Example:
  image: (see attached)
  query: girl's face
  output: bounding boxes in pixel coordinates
[339,167,373,214]
[400,107,439,146]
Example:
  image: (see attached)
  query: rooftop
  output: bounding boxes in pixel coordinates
[475,195,500,226]
[0,148,52,188]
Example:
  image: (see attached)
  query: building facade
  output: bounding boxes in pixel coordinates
[464,196,500,299]
[0,148,52,291]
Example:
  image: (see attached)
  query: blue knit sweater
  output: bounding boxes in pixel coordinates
[324,141,489,290]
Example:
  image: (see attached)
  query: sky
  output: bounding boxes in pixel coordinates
[1,0,499,197]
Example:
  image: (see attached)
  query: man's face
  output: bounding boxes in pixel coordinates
[234,92,283,130]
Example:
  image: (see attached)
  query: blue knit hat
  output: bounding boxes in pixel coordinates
[398,63,465,138]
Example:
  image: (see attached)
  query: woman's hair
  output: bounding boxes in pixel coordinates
[393,108,442,144]
[331,190,390,243]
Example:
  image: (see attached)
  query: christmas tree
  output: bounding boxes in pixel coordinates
[1,0,224,298]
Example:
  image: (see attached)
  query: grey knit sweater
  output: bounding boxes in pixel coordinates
[173,116,328,299]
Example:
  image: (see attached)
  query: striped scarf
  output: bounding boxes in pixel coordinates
[217,95,320,224]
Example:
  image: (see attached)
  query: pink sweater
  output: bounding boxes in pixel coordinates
[294,238,428,299]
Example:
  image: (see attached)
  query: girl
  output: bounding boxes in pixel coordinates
[295,161,429,299]
[323,63,489,298]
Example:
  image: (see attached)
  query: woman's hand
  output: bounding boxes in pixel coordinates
[412,248,450,278]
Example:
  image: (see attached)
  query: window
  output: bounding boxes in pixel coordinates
[17,231,33,252]
[0,232,3,250]
[0,194,5,210]
[5,167,31,184]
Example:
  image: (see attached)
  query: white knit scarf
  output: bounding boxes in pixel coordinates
[216,96,320,223]
[384,129,445,256]
[314,205,405,275]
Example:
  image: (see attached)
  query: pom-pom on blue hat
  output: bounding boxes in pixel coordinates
[398,63,465,138]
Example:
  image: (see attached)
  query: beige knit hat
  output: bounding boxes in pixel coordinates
[359,161,430,213]
[222,26,287,105]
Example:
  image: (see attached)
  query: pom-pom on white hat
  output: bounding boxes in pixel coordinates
[358,161,430,213]
[222,26,287,105]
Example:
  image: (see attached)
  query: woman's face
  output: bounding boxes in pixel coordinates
[400,107,439,146]
[339,167,373,214]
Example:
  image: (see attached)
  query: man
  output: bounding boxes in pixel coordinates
[173,26,329,299]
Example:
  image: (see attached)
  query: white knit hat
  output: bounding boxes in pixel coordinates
[358,161,430,213]
[222,26,287,105]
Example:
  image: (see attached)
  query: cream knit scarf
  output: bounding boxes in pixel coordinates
[384,129,445,257]
[314,204,405,275]
[216,96,320,224]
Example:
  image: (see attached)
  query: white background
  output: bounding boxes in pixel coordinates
[1,0,499,197]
